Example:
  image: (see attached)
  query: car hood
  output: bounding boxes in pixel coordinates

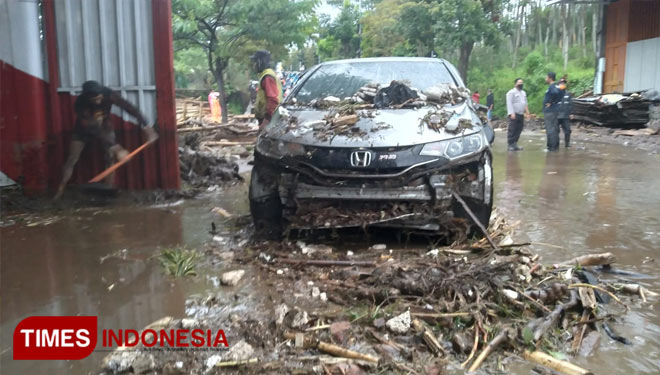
[261,102,483,148]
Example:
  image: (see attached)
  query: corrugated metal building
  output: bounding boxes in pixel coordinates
[0,0,180,194]
[602,0,660,93]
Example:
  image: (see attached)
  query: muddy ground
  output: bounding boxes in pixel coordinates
[492,118,660,154]
[1,134,660,375]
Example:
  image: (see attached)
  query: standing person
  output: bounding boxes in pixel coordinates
[542,71,565,152]
[505,78,530,151]
[54,80,158,199]
[471,90,480,105]
[557,78,573,148]
[486,89,494,124]
[250,50,282,130]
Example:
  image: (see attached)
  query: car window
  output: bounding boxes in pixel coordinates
[293,61,458,104]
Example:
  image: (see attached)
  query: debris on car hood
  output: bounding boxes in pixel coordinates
[273,80,479,145]
[270,103,482,147]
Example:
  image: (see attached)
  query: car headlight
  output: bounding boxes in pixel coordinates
[419,133,484,159]
[257,137,306,158]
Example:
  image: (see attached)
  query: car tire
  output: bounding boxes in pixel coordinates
[249,165,283,240]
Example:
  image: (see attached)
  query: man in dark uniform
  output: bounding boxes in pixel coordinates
[557,78,573,148]
[54,80,158,199]
[542,72,565,152]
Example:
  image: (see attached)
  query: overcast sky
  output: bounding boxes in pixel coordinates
[317,0,340,21]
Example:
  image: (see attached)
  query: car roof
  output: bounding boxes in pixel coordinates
[319,57,449,65]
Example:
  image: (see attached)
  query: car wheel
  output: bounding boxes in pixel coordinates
[249,165,283,240]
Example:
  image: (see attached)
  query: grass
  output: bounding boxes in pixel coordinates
[158,247,198,277]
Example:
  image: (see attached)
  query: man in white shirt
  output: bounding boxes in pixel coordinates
[505,78,530,151]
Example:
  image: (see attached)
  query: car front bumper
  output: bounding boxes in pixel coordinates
[275,152,492,231]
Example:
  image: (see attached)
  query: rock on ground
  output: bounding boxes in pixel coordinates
[274,304,289,326]
[386,310,411,334]
[221,269,245,286]
[102,350,155,374]
[291,310,309,328]
[226,339,254,361]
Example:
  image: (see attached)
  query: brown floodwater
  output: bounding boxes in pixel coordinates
[1,133,659,374]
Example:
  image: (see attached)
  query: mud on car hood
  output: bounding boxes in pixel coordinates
[261,102,484,148]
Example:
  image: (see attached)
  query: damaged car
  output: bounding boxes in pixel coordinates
[249,57,495,239]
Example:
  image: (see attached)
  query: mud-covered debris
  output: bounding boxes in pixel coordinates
[370,122,392,132]
[274,304,289,326]
[420,110,451,132]
[579,330,601,357]
[386,310,411,334]
[102,350,155,374]
[452,332,471,354]
[457,118,475,132]
[330,321,351,343]
[423,83,470,105]
[221,269,245,286]
[352,83,380,103]
[226,340,254,362]
[291,310,310,328]
[297,241,333,256]
[181,318,198,329]
[205,354,222,368]
[374,80,419,108]
[179,145,241,187]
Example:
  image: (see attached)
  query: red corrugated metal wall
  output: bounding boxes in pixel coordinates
[0,0,180,195]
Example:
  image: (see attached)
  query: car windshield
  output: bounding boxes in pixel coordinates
[292,60,458,104]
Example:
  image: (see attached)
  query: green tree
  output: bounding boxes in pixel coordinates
[317,1,361,60]
[433,0,503,83]
[397,1,436,57]
[361,0,410,57]
[173,0,317,122]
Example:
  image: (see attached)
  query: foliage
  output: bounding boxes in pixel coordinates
[159,247,198,277]
[172,0,318,121]
[317,1,361,60]
[467,46,595,116]
[360,0,410,57]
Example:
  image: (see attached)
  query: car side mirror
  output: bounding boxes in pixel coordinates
[483,124,495,144]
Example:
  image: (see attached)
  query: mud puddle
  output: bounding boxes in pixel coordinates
[0,186,263,375]
[493,133,660,374]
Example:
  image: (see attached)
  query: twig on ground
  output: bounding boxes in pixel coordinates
[468,327,514,372]
[452,191,499,251]
[568,283,627,309]
[216,358,258,367]
[522,350,593,375]
[461,325,481,368]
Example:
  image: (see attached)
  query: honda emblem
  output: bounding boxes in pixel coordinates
[350,150,372,167]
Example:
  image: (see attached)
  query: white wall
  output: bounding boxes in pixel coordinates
[624,37,660,92]
[0,0,45,79]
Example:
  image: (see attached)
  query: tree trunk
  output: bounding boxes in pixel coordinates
[458,41,473,84]
[537,8,543,48]
[544,16,550,56]
[214,57,229,124]
[562,4,569,70]
[512,3,523,68]
[592,5,599,57]
[551,7,557,46]
[579,5,587,58]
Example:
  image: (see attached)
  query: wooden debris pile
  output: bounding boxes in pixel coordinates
[248,211,654,374]
[571,92,659,128]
